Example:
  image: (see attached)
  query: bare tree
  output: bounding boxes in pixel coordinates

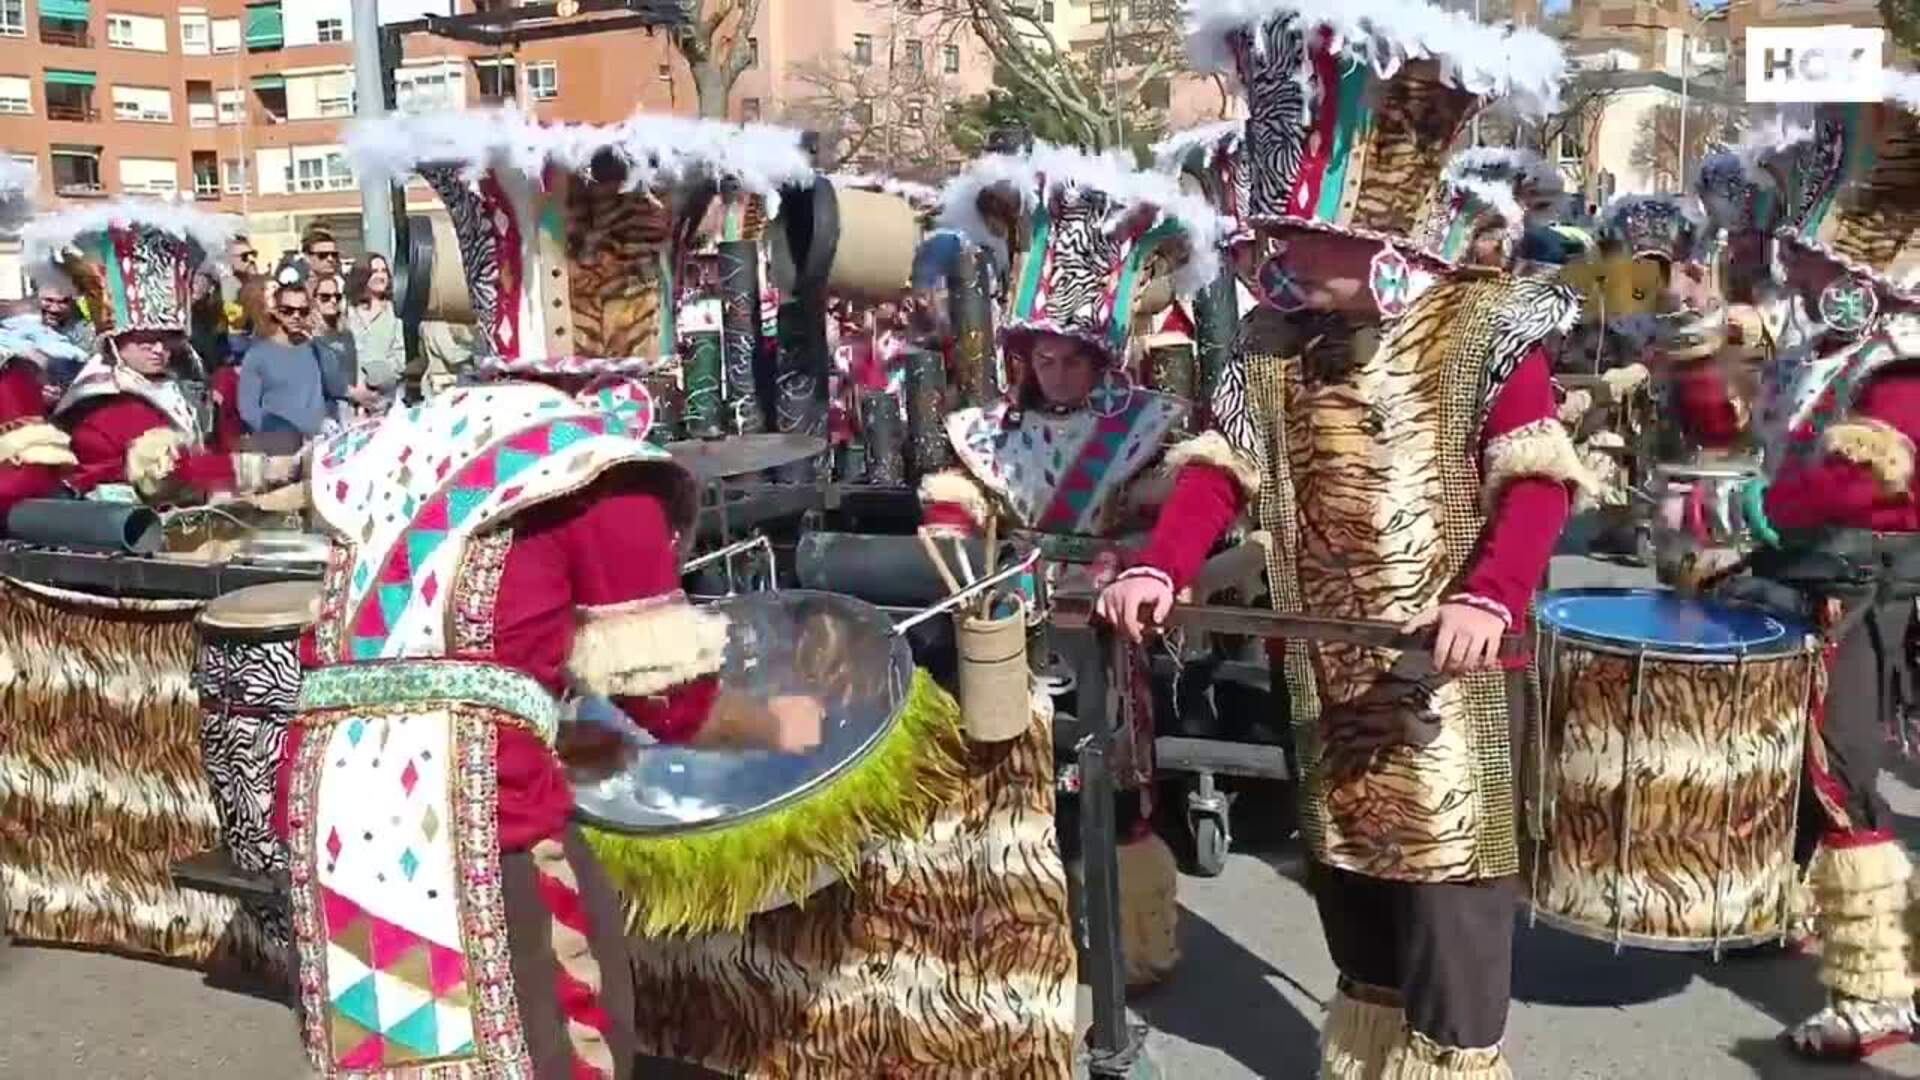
[782,51,967,179]
[1464,66,1623,200]
[864,0,1184,152]
[671,0,766,119]
[1631,99,1740,192]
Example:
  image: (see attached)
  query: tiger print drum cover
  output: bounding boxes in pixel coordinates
[342,108,814,379]
[22,200,241,341]
[1528,589,1816,949]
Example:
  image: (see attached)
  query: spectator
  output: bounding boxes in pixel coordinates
[222,234,260,306]
[301,227,343,285]
[189,269,232,370]
[33,279,95,388]
[346,253,404,410]
[236,279,331,450]
[309,274,360,421]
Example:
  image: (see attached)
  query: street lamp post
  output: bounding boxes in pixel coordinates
[1677,30,1690,190]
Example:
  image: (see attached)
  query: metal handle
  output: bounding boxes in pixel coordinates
[890,549,1041,636]
[683,533,777,596]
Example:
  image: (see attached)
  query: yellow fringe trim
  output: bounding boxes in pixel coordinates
[1120,830,1180,988]
[1823,965,1916,1002]
[1821,418,1915,496]
[125,426,186,500]
[1382,1029,1511,1080]
[1810,841,1913,900]
[564,596,729,699]
[917,468,993,529]
[1822,910,1911,952]
[0,421,77,468]
[1601,362,1650,397]
[1482,417,1598,509]
[1322,986,1405,1080]
[1161,430,1262,497]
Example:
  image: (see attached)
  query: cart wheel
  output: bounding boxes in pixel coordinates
[1190,815,1228,878]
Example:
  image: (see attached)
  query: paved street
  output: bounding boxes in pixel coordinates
[7,553,1920,1077]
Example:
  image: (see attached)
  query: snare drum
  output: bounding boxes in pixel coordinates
[1527,588,1816,951]
[1649,460,1760,586]
[193,581,319,882]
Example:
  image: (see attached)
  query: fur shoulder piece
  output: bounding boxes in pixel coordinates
[0,420,77,469]
[1482,416,1598,509]
[918,468,993,530]
[1161,430,1262,497]
[125,426,187,500]
[1821,418,1916,496]
[566,594,730,699]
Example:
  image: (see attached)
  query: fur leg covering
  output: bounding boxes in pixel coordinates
[1810,840,1915,1002]
[1379,1030,1513,1080]
[1118,829,1180,988]
[1321,981,1404,1080]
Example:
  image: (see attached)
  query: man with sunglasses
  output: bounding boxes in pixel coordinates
[236,274,339,449]
[301,226,342,284]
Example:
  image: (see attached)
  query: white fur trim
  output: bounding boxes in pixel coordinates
[565,595,730,699]
[1886,69,1920,113]
[1601,362,1650,397]
[1184,0,1568,117]
[1162,429,1262,497]
[0,421,77,468]
[1481,417,1597,508]
[934,142,1226,295]
[1152,121,1244,173]
[125,425,186,500]
[22,200,241,276]
[345,108,814,218]
[918,468,993,529]
[1821,418,1916,497]
[1445,146,1564,199]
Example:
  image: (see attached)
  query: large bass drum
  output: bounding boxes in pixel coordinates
[1526,588,1816,952]
[573,589,962,937]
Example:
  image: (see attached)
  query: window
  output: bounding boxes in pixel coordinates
[50,146,103,195]
[903,39,923,69]
[112,85,172,123]
[105,13,165,51]
[39,15,89,47]
[746,36,758,66]
[245,0,283,51]
[290,148,353,193]
[43,74,96,122]
[187,80,214,126]
[1,0,24,37]
[191,151,218,197]
[526,61,557,101]
[657,63,671,81]
[1043,0,1055,16]
[741,96,760,122]
[397,64,459,111]
[853,100,873,125]
[217,87,244,124]
[853,33,872,66]
[310,71,354,117]
[904,102,924,125]
[0,75,28,114]
[1141,76,1170,109]
[315,17,342,43]
[473,58,516,102]
[255,147,289,194]
[180,13,210,54]
[942,44,959,73]
[118,157,179,194]
[221,156,247,194]
[212,16,240,52]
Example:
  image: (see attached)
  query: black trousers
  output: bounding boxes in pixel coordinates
[1309,861,1517,1051]
[1795,594,1910,859]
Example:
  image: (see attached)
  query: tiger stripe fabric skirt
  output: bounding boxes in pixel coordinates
[628,704,1076,1078]
[0,578,280,977]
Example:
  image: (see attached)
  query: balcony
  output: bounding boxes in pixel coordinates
[39,21,90,48]
[56,182,107,197]
[45,101,100,122]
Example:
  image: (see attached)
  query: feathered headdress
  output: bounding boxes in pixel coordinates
[22,200,239,341]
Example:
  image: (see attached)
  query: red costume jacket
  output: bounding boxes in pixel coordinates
[0,359,68,520]
[1668,360,1746,452]
[62,394,239,496]
[277,472,717,852]
[1764,370,1920,533]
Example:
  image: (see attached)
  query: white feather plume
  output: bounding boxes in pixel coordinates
[934,141,1226,294]
[829,171,942,210]
[1184,0,1567,117]
[1886,69,1920,113]
[1445,145,1563,196]
[1447,176,1527,234]
[1151,120,1244,173]
[21,199,241,272]
[345,108,816,213]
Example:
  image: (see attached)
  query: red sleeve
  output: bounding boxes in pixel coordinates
[1763,372,1920,532]
[0,464,63,524]
[1129,462,1244,591]
[61,396,236,495]
[0,359,48,424]
[209,367,245,453]
[1457,347,1572,645]
[921,501,980,533]
[1669,361,1742,450]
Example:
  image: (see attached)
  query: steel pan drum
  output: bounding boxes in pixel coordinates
[1527,587,1816,952]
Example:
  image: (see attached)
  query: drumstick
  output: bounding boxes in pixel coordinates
[981,516,999,617]
[952,538,977,585]
[918,530,964,597]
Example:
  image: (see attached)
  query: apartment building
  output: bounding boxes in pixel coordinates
[0,0,1001,296]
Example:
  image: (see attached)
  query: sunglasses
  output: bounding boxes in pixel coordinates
[316,292,342,302]
[310,249,340,260]
[235,250,257,261]
[277,305,311,317]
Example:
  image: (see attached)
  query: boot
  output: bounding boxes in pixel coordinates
[1321,979,1404,1080]
[1787,838,1915,1059]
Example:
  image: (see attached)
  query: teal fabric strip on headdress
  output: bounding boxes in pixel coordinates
[1107,219,1184,354]
[1799,103,1872,239]
[91,233,130,330]
[1312,64,1372,224]
[1012,211,1051,324]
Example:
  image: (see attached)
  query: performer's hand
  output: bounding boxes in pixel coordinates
[763,695,824,753]
[1404,602,1506,675]
[1096,571,1174,644]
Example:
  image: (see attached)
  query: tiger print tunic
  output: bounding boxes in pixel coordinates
[1216,276,1583,882]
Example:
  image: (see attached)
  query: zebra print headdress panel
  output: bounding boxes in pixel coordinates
[1153,121,1252,247]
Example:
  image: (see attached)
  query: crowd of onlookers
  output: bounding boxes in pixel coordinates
[6,224,485,455]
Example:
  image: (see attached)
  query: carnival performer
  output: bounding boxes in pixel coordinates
[0,160,80,523]
[1099,1,1588,1074]
[27,202,296,503]
[267,107,824,1079]
[1726,94,1920,1060]
[917,143,1225,988]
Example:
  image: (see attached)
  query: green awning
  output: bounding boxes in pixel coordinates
[44,69,97,88]
[37,0,89,21]
[245,1,283,49]
[250,73,286,91]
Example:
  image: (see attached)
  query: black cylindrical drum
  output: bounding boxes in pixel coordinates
[904,346,951,478]
[861,390,907,486]
[718,238,766,435]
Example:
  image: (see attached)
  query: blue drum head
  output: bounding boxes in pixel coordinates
[1536,588,1810,655]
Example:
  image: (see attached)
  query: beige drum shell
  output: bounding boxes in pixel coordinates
[1525,633,1814,949]
[198,580,323,635]
[422,213,476,325]
[826,187,923,299]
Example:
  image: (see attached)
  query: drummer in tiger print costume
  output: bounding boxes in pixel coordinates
[1717,92,1920,1060]
[917,143,1226,988]
[1100,1,1588,1075]
[270,110,824,1079]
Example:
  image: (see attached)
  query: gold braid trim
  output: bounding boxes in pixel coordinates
[1480,417,1598,510]
[917,468,992,529]
[528,838,617,1077]
[1161,430,1262,497]
[1820,418,1915,496]
[565,594,729,698]
[0,421,77,468]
